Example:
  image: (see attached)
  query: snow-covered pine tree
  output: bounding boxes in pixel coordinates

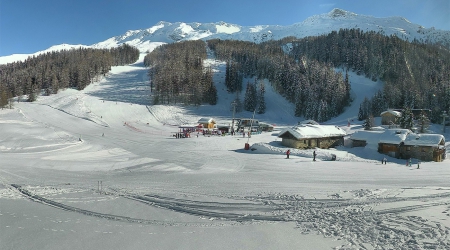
[399,106,414,130]
[358,97,371,121]
[363,114,374,130]
[0,86,8,109]
[257,80,266,114]
[370,90,386,117]
[416,111,430,133]
[243,81,257,112]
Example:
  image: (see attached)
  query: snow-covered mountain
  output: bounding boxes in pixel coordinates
[1,8,449,65]
[90,8,450,53]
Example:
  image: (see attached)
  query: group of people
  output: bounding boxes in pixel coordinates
[381,157,421,168]
[286,149,317,161]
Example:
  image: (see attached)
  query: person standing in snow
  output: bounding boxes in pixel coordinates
[383,157,387,164]
[417,160,420,169]
[409,158,412,167]
[286,149,290,159]
[313,150,317,161]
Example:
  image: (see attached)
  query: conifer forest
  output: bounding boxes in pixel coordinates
[2,28,450,124]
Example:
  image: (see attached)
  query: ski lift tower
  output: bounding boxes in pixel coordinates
[441,111,449,133]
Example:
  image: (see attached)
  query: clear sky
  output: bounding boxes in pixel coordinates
[0,0,449,56]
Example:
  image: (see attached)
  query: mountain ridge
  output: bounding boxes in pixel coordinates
[1,8,449,65]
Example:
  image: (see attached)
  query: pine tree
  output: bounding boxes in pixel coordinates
[358,104,365,121]
[204,83,218,105]
[358,97,371,121]
[257,80,266,114]
[363,114,374,130]
[0,87,8,109]
[232,93,243,113]
[243,81,257,111]
[416,111,430,133]
[399,107,414,130]
[27,77,37,102]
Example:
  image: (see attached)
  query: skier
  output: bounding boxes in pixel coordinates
[383,157,387,164]
[417,160,420,169]
[286,149,290,159]
[313,150,317,161]
[409,158,412,167]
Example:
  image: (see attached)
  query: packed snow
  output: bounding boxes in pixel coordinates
[1,53,450,250]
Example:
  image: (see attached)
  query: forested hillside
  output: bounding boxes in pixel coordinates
[208,39,351,122]
[144,39,351,122]
[143,40,217,106]
[0,44,139,107]
[143,29,450,123]
[290,28,450,122]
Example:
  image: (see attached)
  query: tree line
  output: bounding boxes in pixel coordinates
[143,40,217,105]
[0,44,139,107]
[290,28,450,123]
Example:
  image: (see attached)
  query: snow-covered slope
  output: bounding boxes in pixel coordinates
[2,8,449,65]
[0,44,89,65]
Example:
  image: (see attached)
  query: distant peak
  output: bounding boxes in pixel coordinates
[328,8,356,18]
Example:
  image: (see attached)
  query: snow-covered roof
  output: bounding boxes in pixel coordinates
[350,129,410,144]
[298,120,319,125]
[197,117,215,124]
[278,124,346,139]
[403,133,445,147]
[350,129,445,147]
[380,110,401,117]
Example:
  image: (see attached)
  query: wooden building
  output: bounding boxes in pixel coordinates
[399,133,446,162]
[237,118,260,132]
[278,124,346,149]
[377,129,411,157]
[197,117,216,129]
[380,110,401,125]
[259,122,274,132]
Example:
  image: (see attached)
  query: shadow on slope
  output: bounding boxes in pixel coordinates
[87,63,151,106]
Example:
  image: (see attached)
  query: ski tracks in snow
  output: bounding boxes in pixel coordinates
[6,183,450,249]
[247,189,450,249]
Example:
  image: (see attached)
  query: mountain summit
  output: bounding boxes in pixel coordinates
[1,9,449,64]
[90,8,449,53]
[327,8,358,18]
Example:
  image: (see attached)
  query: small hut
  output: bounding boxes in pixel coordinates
[198,117,216,129]
[380,110,401,126]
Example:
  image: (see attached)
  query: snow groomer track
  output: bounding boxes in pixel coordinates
[11,184,285,226]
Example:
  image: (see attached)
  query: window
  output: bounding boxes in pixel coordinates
[406,146,411,151]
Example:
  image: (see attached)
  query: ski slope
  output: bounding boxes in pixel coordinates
[1,54,450,250]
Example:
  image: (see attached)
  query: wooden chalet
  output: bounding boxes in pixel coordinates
[380,110,401,126]
[377,129,411,157]
[351,128,446,162]
[278,124,346,149]
[259,122,274,132]
[197,117,216,129]
[399,133,446,162]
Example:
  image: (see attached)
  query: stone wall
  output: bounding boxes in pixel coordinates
[281,137,343,149]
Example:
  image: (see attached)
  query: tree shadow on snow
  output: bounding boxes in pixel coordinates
[87,64,151,105]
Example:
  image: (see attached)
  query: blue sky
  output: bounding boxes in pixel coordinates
[0,0,449,56]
